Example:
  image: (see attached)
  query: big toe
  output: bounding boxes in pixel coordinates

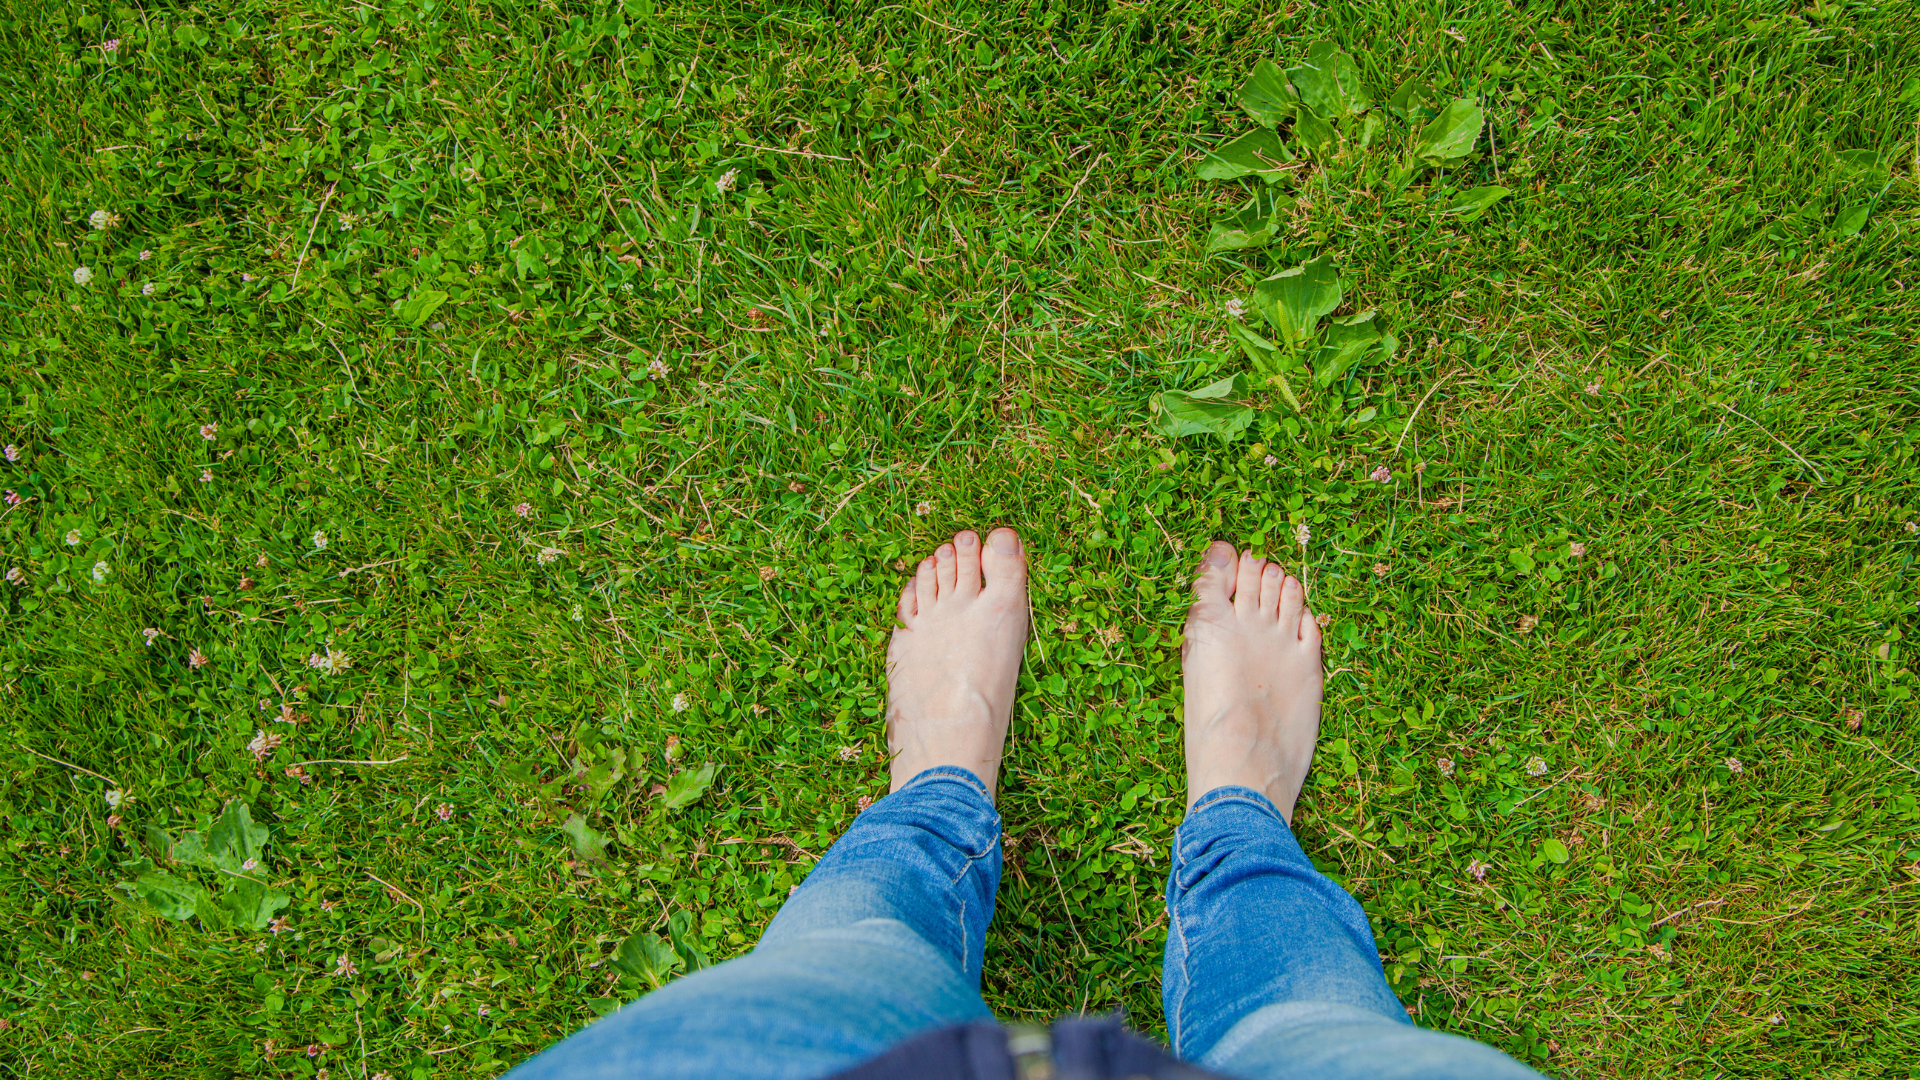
[1192,541,1238,604]
[982,527,1027,594]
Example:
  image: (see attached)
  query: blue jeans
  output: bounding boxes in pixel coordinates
[508,767,1542,1080]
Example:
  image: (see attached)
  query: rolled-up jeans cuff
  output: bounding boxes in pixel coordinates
[1186,784,1288,823]
[895,764,994,805]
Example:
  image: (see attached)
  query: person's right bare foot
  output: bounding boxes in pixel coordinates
[1181,541,1324,821]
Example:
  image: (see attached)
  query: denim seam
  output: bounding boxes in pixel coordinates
[1188,788,1284,821]
[1167,826,1192,1054]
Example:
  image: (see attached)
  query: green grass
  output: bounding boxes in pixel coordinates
[1,0,1917,1076]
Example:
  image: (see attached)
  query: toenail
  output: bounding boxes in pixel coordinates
[991,530,1018,554]
[939,545,954,558]
[958,532,977,548]
[1206,548,1231,569]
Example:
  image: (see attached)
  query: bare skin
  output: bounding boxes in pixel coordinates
[1181,541,1324,822]
[885,528,1029,800]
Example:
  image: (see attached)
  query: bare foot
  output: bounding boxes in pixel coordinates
[885,528,1029,800]
[1181,541,1324,821]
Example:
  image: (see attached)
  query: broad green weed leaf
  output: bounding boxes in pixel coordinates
[612,931,682,989]
[1287,41,1369,120]
[394,289,449,326]
[169,829,210,868]
[1254,257,1343,347]
[1198,129,1294,182]
[659,762,718,810]
[1312,311,1384,388]
[122,870,209,921]
[562,814,610,860]
[1541,838,1571,864]
[1206,189,1292,253]
[1387,79,1432,120]
[1237,60,1297,126]
[667,910,711,971]
[1292,111,1338,157]
[205,801,269,873]
[1834,204,1871,236]
[1441,186,1511,221]
[1228,322,1284,372]
[1415,99,1484,166]
[218,875,291,930]
[1154,376,1255,442]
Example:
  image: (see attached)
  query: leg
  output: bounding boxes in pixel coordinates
[1168,542,1543,1080]
[508,529,1029,1080]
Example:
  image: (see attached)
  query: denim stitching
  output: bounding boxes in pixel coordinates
[1167,824,1192,1053]
[1187,787,1283,820]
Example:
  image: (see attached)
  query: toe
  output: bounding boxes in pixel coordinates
[1281,576,1307,636]
[1192,541,1237,604]
[897,581,917,625]
[952,530,982,595]
[915,556,938,610]
[983,527,1027,593]
[1260,562,1285,618]
[1299,604,1323,650]
[934,542,958,595]
[1233,550,1265,617]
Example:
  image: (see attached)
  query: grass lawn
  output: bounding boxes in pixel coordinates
[2,0,1917,1075]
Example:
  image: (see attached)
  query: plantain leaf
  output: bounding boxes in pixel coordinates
[205,800,270,873]
[1541,838,1571,864]
[1237,60,1298,126]
[562,814,610,860]
[612,930,682,990]
[218,875,291,930]
[1833,203,1871,237]
[1205,189,1293,253]
[1415,99,1484,166]
[659,761,718,811]
[121,870,210,922]
[1286,41,1370,120]
[1387,78,1433,121]
[1198,128,1294,183]
[1440,185,1511,221]
[1292,111,1338,157]
[1153,376,1256,442]
[1312,311,1384,388]
[1254,257,1343,347]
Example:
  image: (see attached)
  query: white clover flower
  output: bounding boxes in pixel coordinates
[5,567,23,585]
[3,445,15,462]
[671,692,691,713]
[1225,298,1247,319]
[1724,757,1744,775]
[1293,522,1311,546]
[305,648,352,675]
[241,857,260,872]
[138,249,152,260]
[312,530,327,550]
[105,788,125,809]
[199,423,218,440]
[569,602,584,622]
[647,357,670,381]
[89,210,112,229]
[91,560,109,582]
[65,529,82,546]
[537,546,564,565]
[141,282,155,296]
[199,468,212,483]
[247,730,283,760]
[72,266,93,285]
[1524,756,1548,777]
[142,627,161,646]
[715,168,738,194]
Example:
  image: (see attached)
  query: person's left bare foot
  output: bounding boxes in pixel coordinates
[885,528,1029,800]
